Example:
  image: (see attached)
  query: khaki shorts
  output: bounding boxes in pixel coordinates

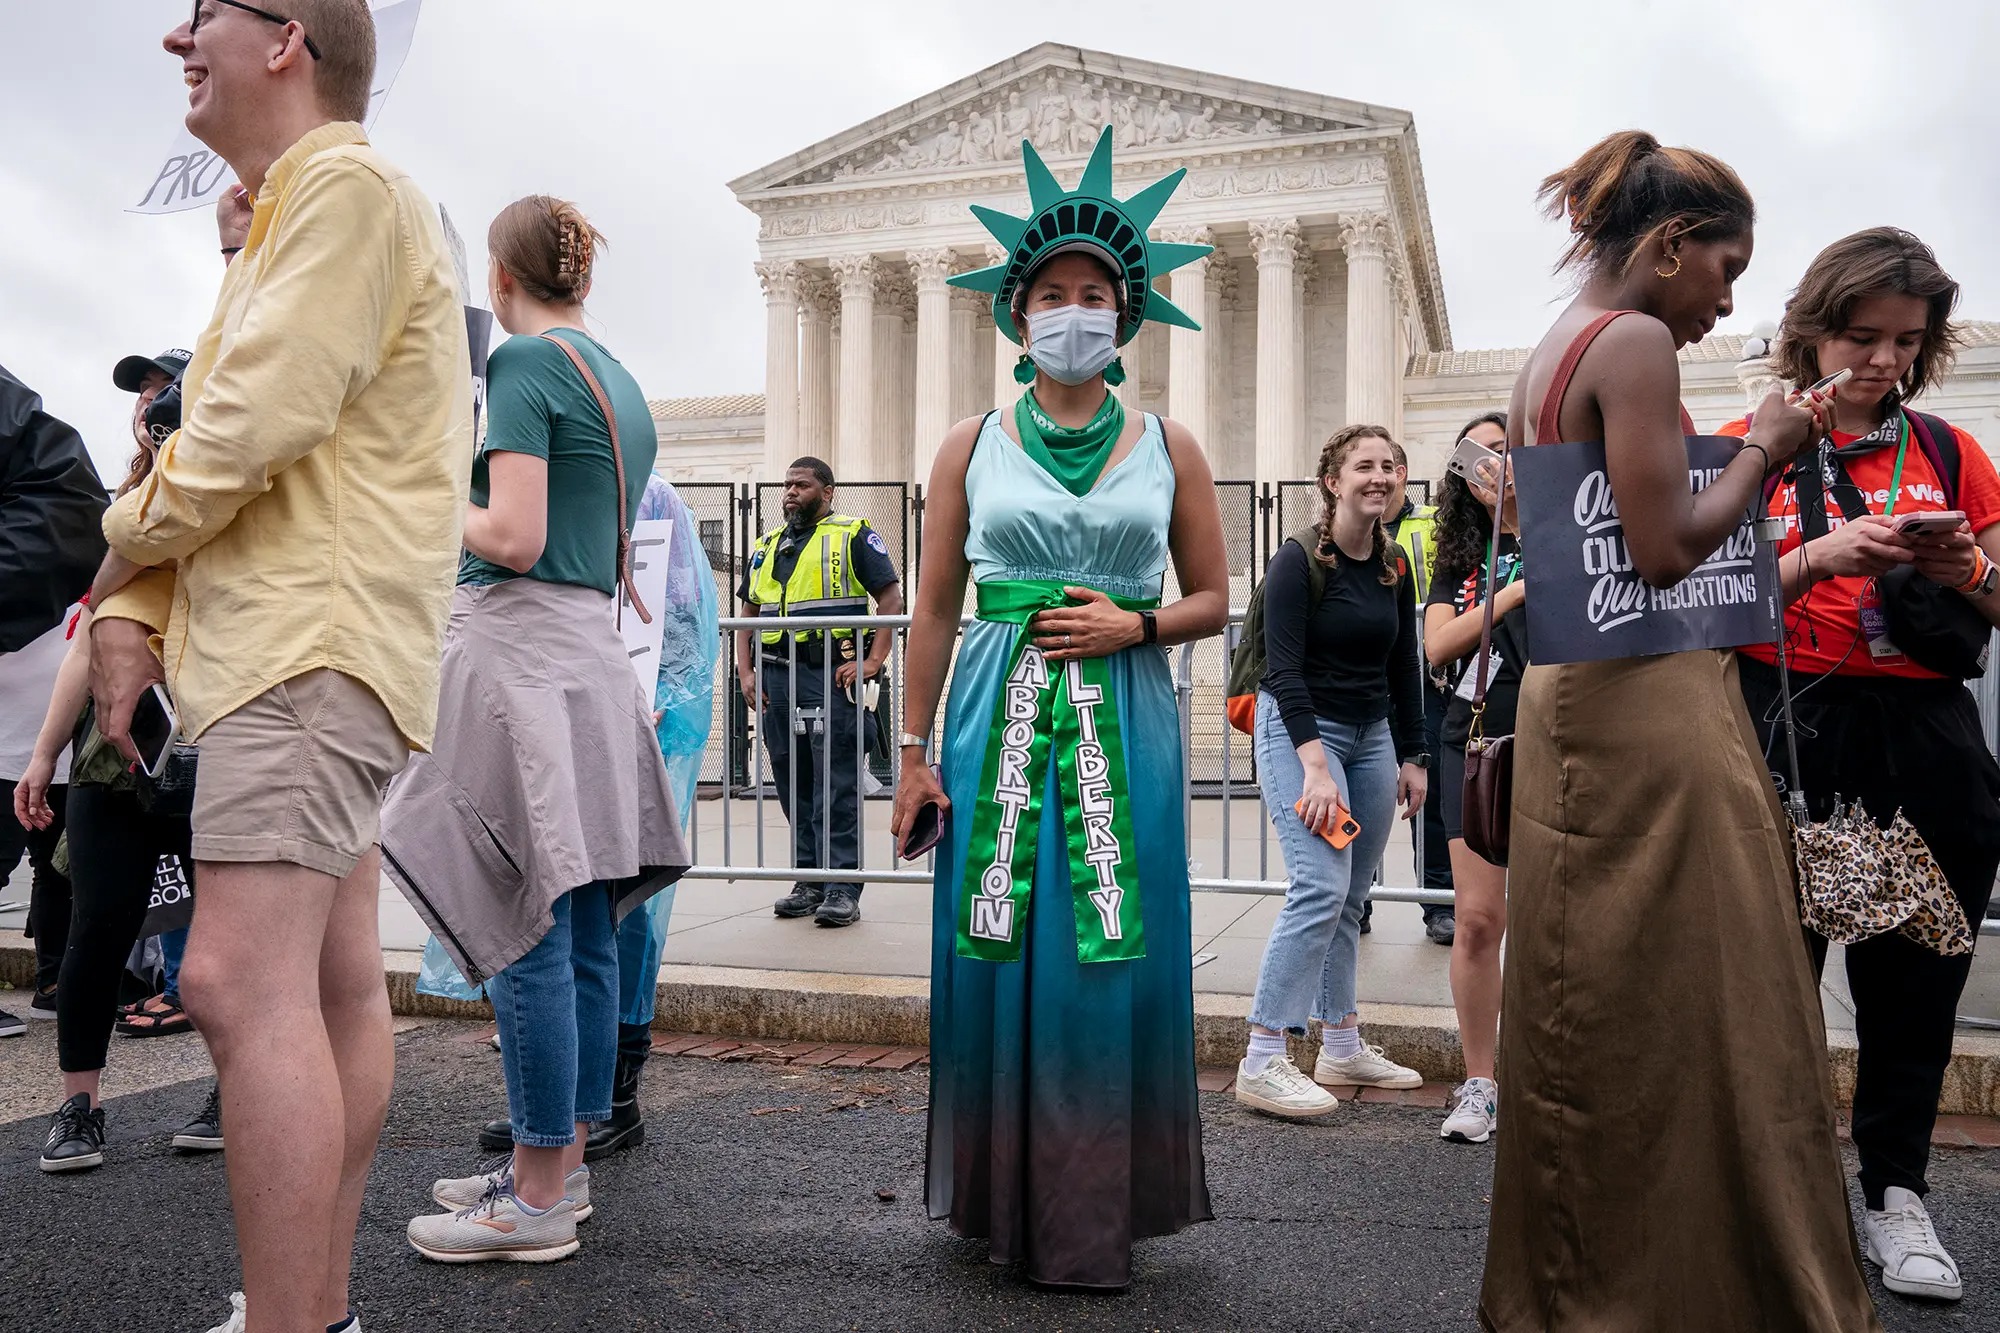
[192,669,411,879]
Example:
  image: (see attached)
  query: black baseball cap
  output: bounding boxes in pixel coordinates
[113,348,192,393]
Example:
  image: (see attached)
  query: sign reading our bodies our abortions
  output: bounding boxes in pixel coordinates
[1513,435,1779,665]
[619,519,674,701]
[131,0,424,215]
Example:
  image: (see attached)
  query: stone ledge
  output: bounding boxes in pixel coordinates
[6,941,1996,1115]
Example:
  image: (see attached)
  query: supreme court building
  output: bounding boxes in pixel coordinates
[656,44,2000,488]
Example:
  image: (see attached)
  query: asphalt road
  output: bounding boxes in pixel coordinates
[2,1019,1995,1332]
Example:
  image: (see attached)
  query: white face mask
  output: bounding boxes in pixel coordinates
[1025,305,1120,386]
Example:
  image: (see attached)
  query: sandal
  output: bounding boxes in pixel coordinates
[116,993,194,1038]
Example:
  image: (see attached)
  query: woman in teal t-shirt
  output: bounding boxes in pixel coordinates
[387,196,688,1264]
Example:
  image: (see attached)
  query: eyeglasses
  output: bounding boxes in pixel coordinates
[190,0,323,61]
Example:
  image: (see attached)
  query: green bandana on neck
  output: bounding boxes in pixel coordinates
[1014,390,1125,498]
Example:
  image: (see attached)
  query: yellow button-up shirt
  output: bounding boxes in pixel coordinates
[100,123,473,749]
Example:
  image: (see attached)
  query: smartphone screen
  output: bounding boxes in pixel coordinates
[130,685,177,774]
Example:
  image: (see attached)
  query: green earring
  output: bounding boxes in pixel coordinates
[1013,353,1037,385]
[1103,357,1127,387]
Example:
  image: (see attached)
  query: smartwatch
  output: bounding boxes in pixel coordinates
[1138,609,1159,645]
[1405,752,1432,770]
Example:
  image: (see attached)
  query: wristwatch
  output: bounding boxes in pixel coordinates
[898,732,932,758]
[1405,752,1432,770]
[1138,609,1159,645]
[1960,553,1998,599]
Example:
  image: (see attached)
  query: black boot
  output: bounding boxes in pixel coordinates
[773,883,824,918]
[585,1035,648,1161]
[476,1116,512,1154]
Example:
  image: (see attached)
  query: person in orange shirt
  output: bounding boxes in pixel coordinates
[1723,227,2000,1305]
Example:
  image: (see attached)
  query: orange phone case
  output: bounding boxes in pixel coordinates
[1296,798,1361,850]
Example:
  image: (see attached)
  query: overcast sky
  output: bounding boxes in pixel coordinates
[4,0,1994,477]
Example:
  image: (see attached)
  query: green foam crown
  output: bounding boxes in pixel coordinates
[949,124,1212,347]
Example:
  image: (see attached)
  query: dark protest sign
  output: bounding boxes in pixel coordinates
[140,854,194,938]
[1514,435,1778,664]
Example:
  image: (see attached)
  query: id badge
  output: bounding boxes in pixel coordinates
[1456,649,1503,701]
[1858,581,1903,663]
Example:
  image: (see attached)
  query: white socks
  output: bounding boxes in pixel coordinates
[1244,1031,1289,1074]
[1320,1024,1362,1061]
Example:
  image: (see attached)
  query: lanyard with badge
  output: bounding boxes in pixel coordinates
[1851,417,1911,662]
[1456,535,1523,701]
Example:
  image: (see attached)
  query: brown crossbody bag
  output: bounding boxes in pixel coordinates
[1460,445,1514,867]
[539,332,651,627]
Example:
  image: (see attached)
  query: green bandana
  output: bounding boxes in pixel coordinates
[1013,390,1125,498]
[957,579,1157,965]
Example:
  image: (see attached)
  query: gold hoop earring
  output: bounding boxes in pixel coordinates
[1654,253,1682,280]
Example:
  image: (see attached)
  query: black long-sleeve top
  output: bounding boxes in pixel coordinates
[1261,537,1426,761]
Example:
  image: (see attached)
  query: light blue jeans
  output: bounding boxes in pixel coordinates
[487,882,620,1147]
[1248,694,1400,1034]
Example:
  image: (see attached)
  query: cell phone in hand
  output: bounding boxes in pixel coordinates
[898,766,946,859]
[130,683,180,780]
[1793,367,1853,398]
[1894,510,1967,536]
[1296,797,1361,850]
[1446,436,1503,488]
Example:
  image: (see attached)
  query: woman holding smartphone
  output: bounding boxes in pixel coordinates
[1723,228,2000,1305]
[891,130,1227,1288]
[1420,411,1519,1146]
[1481,132,1877,1330]
[1234,425,1429,1120]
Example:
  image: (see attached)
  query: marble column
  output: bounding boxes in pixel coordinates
[756,260,801,477]
[797,271,837,464]
[909,248,955,483]
[870,267,913,483]
[1163,227,1212,445]
[1208,255,1241,476]
[1250,217,1302,483]
[950,287,985,424]
[1341,212,1399,432]
[832,253,876,482]
[1295,249,1317,457]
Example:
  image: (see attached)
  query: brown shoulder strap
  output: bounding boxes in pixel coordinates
[1535,310,1631,446]
[1471,455,1512,712]
[539,332,651,627]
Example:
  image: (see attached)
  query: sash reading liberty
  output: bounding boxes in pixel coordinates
[957,580,1152,964]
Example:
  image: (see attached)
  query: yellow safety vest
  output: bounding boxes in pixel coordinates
[1390,503,1439,604]
[748,514,870,646]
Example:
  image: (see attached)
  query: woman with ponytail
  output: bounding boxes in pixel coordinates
[1234,424,1429,1120]
[387,195,688,1264]
[1480,133,1877,1330]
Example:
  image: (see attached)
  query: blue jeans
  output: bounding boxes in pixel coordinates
[1248,696,1399,1033]
[487,882,620,1146]
[160,927,188,1001]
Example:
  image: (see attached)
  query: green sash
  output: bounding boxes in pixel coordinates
[956,579,1156,965]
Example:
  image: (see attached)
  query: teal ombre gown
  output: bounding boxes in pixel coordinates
[926,411,1212,1288]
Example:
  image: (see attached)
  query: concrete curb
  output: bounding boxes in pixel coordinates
[8,942,1997,1115]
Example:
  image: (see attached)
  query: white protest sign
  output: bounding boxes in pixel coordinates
[131,0,424,215]
[619,519,674,702]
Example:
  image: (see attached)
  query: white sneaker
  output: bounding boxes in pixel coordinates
[432,1159,592,1221]
[1863,1186,1962,1301]
[1234,1054,1338,1118]
[407,1183,580,1263]
[1440,1078,1498,1144]
[201,1291,246,1333]
[1314,1041,1422,1089]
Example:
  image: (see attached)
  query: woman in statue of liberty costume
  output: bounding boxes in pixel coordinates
[892,126,1228,1289]
[434,474,718,1160]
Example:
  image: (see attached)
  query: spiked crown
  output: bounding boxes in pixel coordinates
[950,125,1212,347]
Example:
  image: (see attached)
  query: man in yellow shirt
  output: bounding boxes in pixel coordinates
[87,4,472,1330]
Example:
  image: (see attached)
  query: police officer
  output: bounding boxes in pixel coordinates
[1380,439,1456,947]
[735,457,903,927]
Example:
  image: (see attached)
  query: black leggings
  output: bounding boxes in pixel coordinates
[0,779,70,992]
[1739,656,2000,1209]
[57,785,193,1074]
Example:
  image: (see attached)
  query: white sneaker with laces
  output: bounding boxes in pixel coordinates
[201,1291,246,1333]
[1314,1041,1422,1089]
[1863,1186,1962,1301]
[432,1159,592,1221]
[407,1182,580,1263]
[1440,1078,1498,1144]
[1234,1054,1338,1118]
